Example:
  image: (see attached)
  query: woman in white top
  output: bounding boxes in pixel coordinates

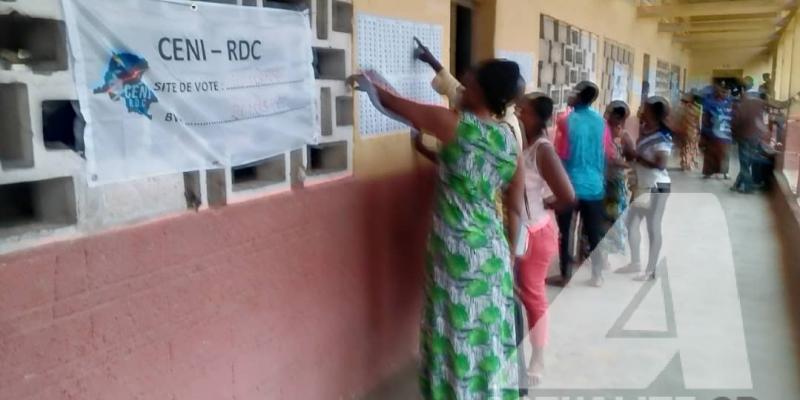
[515,93,575,385]
[621,96,673,281]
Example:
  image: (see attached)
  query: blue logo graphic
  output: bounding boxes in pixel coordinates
[93,52,158,119]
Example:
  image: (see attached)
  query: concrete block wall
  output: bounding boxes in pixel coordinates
[0,0,186,254]
[307,0,353,182]
[190,0,354,206]
[0,0,354,253]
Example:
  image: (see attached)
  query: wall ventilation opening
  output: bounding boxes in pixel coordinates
[332,1,352,33]
[0,12,68,72]
[42,100,84,155]
[320,87,333,136]
[264,1,311,25]
[206,168,227,207]
[289,148,304,188]
[194,0,237,4]
[232,154,286,192]
[307,141,347,175]
[0,83,34,169]
[183,171,202,210]
[335,96,353,126]
[0,177,77,239]
[264,0,310,9]
[312,48,346,80]
[316,0,329,39]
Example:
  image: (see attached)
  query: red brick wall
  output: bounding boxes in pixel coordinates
[0,169,436,400]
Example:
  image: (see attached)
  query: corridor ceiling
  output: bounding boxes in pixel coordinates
[638,0,799,52]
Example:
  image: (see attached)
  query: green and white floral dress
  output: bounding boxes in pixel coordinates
[420,113,520,400]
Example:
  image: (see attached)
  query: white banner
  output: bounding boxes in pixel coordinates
[63,0,318,185]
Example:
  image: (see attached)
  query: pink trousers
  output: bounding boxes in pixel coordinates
[517,217,558,347]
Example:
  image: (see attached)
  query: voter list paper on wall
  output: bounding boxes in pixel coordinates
[62,0,318,185]
[356,14,443,137]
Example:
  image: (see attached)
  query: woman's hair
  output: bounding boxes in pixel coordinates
[524,92,554,124]
[606,100,630,121]
[474,59,522,118]
[645,96,671,132]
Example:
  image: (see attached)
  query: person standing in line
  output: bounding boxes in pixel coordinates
[515,93,575,386]
[618,96,673,280]
[759,73,774,100]
[555,81,609,287]
[742,76,759,96]
[602,101,634,259]
[700,82,734,179]
[553,93,576,156]
[731,78,767,193]
[414,39,527,254]
[414,39,524,150]
[672,92,701,171]
[354,60,525,400]
[414,41,544,391]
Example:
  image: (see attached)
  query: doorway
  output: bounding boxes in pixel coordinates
[712,69,744,97]
[451,1,473,80]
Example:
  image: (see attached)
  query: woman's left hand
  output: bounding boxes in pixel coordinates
[363,70,397,94]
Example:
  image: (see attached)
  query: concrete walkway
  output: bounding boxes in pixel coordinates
[362,161,800,400]
[655,168,800,399]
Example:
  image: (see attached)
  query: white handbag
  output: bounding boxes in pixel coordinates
[513,191,531,257]
[514,220,529,257]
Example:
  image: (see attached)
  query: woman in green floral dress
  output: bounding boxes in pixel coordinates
[361,60,525,400]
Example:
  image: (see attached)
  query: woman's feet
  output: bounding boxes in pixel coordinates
[526,366,543,387]
[589,275,604,287]
[730,185,754,194]
[633,271,656,281]
[527,346,545,387]
[702,173,730,180]
[615,262,642,274]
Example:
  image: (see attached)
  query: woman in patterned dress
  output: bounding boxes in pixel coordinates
[602,101,634,257]
[362,60,525,400]
[701,83,734,179]
[672,93,701,171]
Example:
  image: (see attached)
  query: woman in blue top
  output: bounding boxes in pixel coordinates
[700,82,734,179]
[555,81,609,287]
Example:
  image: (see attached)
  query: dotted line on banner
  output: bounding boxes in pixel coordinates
[184,104,311,127]
[185,113,273,127]
[224,83,277,91]
[224,78,306,91]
